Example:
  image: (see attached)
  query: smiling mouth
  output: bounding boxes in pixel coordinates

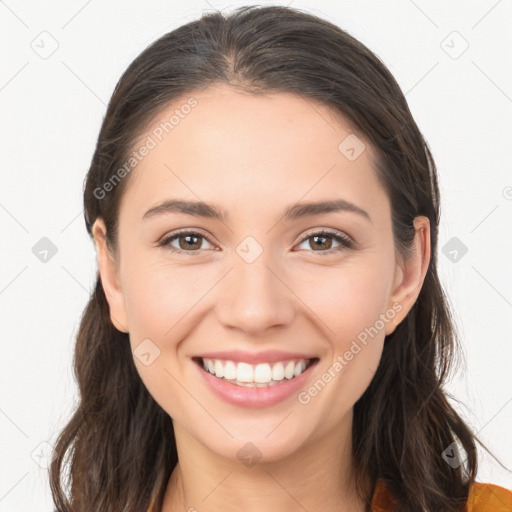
[192,356,319,387]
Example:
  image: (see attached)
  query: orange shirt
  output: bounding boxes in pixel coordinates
[148,479,512,511]
[371,479,512,511]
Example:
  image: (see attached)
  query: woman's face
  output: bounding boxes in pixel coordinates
[94,83,429,463]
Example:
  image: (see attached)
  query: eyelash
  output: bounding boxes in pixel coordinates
[158,228,354,256]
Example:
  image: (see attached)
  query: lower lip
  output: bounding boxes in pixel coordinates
[193,358,319,409]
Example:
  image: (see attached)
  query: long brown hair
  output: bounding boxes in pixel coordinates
[49,5,497,511]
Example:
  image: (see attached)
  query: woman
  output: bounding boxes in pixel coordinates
[49,5,512,511]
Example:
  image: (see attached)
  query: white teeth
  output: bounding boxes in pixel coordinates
[236,362,254,383]
[272,362,285,381]
[284,361,295,379]
[294,360,307,377]
[200,357,312,386]
[214,360,224,378]
[224,360,237,380]
[254,363,272,383]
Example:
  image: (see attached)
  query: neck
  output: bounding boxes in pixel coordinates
[161,411,372,512]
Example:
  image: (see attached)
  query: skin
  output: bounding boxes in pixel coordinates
[92,83,430,512]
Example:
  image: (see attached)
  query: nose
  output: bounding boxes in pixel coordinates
[216,252,296,336]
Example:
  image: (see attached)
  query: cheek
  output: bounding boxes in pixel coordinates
[120,257,203,417]
[298,257,394,339]
[298,258,392,390]
[293,263,391,420]
[121,253,215,342]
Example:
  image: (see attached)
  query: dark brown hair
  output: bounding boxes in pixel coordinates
[49,5,498,511]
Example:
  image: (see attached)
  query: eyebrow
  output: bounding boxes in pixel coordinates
[142,198,372,224]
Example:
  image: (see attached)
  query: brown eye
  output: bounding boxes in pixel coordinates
[296,230,353,254]
[309,234,334,250]
[159,231,215,254]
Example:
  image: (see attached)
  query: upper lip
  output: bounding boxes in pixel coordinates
[194,350,318,364]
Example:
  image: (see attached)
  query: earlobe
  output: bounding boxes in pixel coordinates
[92,218,129,333]
[385,216,431,335]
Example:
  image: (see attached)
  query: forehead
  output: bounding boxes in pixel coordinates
[119,84,388,224]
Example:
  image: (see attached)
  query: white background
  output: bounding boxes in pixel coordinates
[1,0,511,510]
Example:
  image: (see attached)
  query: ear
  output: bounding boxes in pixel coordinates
[384,216,431,335]
[92,218,129,333]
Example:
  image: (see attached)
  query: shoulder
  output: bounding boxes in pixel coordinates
[467,481,512,512]
[370,480,512,511]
